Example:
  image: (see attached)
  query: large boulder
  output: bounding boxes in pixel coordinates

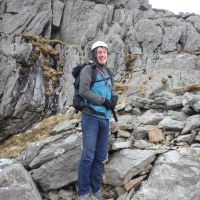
[17,129,82,191]
[0,159,42,200]
[104,149,156,186]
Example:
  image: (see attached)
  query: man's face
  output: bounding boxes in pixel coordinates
[96,47,108,65]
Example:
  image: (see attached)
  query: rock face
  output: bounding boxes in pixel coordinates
[0,34,65,141]
[1,0,52,36]
[1,0,200,200]
[1,0,200,140]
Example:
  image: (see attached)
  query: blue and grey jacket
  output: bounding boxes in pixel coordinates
[79,63,116,119]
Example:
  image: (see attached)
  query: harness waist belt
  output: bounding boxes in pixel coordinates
[83,107,105,117]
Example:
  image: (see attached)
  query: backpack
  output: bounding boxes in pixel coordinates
[71,62,113,112]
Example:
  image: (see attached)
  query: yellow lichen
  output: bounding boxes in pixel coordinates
[186,83,200,92]
[125,48,137,71]
[138,81,148,97]
[114,82,129,92]
[17,33,65,98]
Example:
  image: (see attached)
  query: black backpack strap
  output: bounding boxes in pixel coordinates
[90,64,97,87]
[105,67,113,84]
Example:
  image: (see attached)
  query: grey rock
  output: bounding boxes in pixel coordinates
[134,140,154,149]
[132,148,200,200]
[0,159,42,200]
[183,93,200,113]
[117,115,139,130]
[2,0,52,36]
[191,143,200,148]
[184,24,200,51]
[2,8,37,35]
[131,107,141,116]
[158,117,185,130]
[187,15,200,32]
[17,131,82,191]
[49,119,79,135]
[166,96,183,109]
[0,0,6,17]
[17,130,76,167]
[52,0,65,27]
[61,0,113,45]
[128,96,154,109]
[161,26,183,53]
[25,10,52,36]
[134,125,154,140]
[116,102,126,111]
[182,106,196,115]
[117,129,131,138]
[182,115,200,134]
[176,134,193,143]
[104,149,156,186]
[30,133,80,168]
[0,43,33,62]
[111,140,132,150]
[0,33,67,141]
[124,104,132,112]
[133,19,162,54]
[193,101,200,112]
[139,110,164,125]
[0,53,44,141]
[58,189,75,200]
[195,132,200,142]
[30,132,82,191]
[166,110,188,121]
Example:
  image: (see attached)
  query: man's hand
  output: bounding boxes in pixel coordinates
[103,99,115,110]
[111,95,118,108]
[103,95,118,110]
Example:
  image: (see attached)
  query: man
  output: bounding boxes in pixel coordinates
[77,41,118,200]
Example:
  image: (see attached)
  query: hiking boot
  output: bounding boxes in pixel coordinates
[91,191,106,200]
[79,193,91,200]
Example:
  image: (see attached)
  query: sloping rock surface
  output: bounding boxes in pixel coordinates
[132,148,200,200]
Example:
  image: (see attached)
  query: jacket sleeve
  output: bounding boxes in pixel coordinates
[79,65,105,105]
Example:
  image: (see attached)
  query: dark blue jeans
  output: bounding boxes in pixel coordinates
[78,113,109,196]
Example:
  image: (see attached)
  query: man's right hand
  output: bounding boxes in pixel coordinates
[111,95,118,107]
[103,99,115,110]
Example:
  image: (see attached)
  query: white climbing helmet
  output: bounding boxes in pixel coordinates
[91,41,108,51]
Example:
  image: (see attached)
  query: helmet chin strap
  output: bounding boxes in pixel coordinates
[97,62,106,68]
[93,57,107,68]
